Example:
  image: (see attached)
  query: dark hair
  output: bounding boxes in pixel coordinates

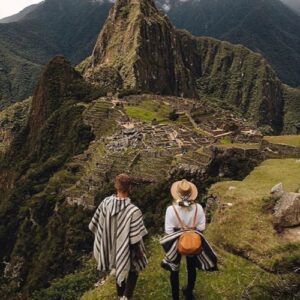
[115,173,131,193]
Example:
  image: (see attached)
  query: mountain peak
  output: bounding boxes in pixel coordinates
[82,0,284,132]
[28,56,82,138]
[83,0,196,96]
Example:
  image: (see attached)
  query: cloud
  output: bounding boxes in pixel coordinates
[0,0,43,19]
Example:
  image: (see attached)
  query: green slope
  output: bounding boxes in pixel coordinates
[80,158,300,300]
[0,0,112,106]
[160,0,300,87]
[81,239,286,300]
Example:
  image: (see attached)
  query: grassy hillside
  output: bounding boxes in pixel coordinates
[208,159,300,272]
[124,100,172,123]
[79,158,300,300]
[81,238,289,300]
[263,135,300,147]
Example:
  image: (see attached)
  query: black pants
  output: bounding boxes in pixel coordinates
[116,271,138,299]
[170,256,197,300]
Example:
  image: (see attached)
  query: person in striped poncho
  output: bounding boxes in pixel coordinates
[89,174,148,300]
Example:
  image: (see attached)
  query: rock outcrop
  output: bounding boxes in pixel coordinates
[271,183,300,228]
[82,0,284,132]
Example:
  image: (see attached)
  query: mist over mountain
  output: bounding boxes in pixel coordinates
[281,0,300,14]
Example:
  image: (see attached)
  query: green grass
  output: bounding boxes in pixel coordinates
[81,237,290,300]
[208,159,300,272]
[264,135,300,148]
[124,100,171,123]
[220,137,232,145]
[31,258,98,300]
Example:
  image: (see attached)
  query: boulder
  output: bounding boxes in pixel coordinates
[271,183,300,227]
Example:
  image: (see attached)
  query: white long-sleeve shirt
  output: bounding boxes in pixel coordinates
[164,203,206,234]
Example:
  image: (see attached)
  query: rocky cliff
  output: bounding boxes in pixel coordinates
[0,56,95,298]
[82,0,284,133]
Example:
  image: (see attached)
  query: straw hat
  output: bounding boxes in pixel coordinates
[171,179,198,201]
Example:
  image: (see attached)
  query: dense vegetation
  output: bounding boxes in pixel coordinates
[0,0,112,106]
[0,57,96,298]
[160,0,300,87]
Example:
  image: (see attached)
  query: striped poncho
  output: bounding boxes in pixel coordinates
[160,231,218,272]
[89,195,148,286]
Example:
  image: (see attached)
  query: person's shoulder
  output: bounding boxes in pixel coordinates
[98,195,114,207]
[196,203,204,208]
[127,203,141,214]
[166,204,175,213]
[196,203,205,212]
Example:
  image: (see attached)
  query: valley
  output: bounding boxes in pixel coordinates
[0,0,299,299]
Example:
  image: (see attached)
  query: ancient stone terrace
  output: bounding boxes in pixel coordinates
[64,95,263,208]
[117,95,261,142]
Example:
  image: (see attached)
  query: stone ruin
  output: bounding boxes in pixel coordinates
[271,182,300,229]
[64,95,264,208]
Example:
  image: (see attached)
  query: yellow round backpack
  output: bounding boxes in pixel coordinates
[172,204,202,256]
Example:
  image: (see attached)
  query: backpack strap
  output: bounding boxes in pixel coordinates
[172,204,198,230]
[172,205,188,230]
[192,204,198,229]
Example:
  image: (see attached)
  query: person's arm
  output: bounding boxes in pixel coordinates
[88,202,103,234]
[129,208,148,245]
[165,206,176,234]
[196,204,206,232]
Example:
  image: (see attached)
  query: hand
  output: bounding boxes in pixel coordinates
[132,242,144,260]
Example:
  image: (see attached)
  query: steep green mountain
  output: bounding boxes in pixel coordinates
[0,0,112,107]
[158,0,300,88]
[0,56,95,298]
[1,0,300,108]
[0,0,299,299]
[82,0,284,133]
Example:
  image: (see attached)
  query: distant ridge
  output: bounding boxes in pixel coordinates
[157,0,300,87]
[0,3,43,23]
[1,0,300,107]
[0,0,112,107]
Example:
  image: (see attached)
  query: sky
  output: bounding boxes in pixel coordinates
[0,0,43,19]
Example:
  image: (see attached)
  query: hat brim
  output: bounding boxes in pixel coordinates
[170,180,198,201]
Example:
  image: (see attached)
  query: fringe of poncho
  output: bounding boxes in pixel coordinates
[160,230,218,272]
[89,195,148,286]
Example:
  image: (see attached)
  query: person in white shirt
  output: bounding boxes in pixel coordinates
[164,179,206,300]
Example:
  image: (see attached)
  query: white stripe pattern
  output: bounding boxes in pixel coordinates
[160,230,218,272]
[89,195,148,286]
